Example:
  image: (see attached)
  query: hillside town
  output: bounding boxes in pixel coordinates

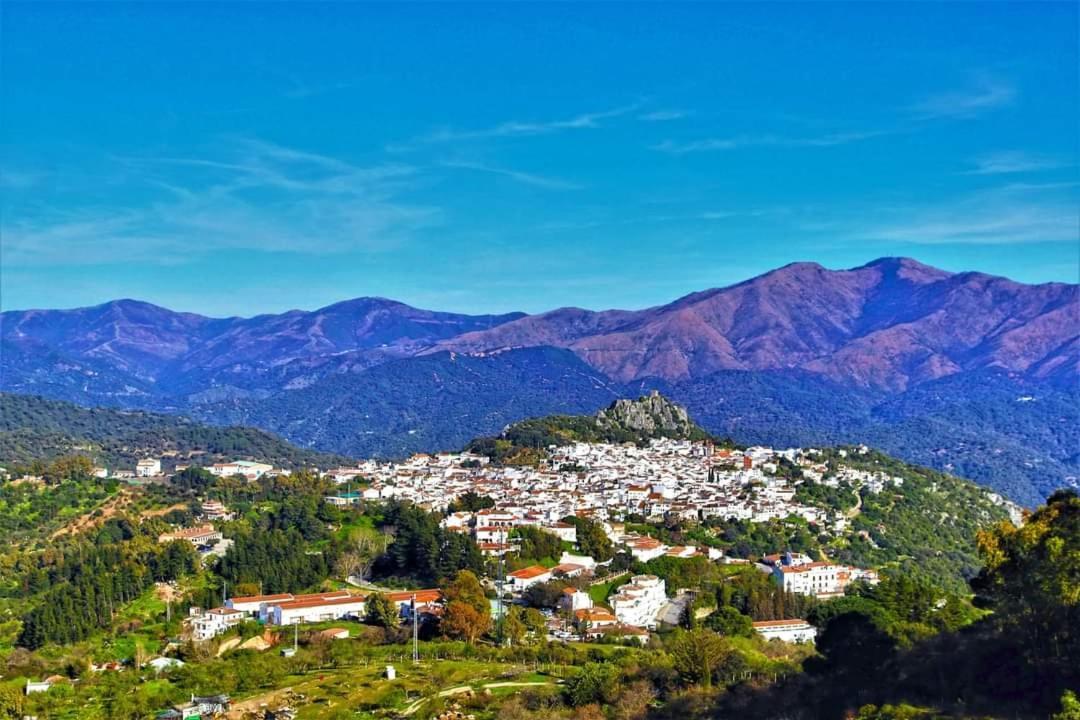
[142,437,900,651]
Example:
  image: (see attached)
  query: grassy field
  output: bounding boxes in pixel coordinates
[587,572,630,607]
[220,644,584,720]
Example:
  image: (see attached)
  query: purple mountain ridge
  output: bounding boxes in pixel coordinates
[2,258,1077,505]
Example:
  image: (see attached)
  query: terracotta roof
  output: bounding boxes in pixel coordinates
[387,589,442,604]
[230,593,294,604]
[508,565,550,580]
[551,563,585,574]
[275,595,367,611]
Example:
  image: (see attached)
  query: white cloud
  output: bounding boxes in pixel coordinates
[652,129,889,154]
[966,150,1067,175]
[639,110,687,122]
[440,160,583,190]
[3,141,440,266]
[911,74,1016,120]
[855,185,1078,246]
[394,103,641,148]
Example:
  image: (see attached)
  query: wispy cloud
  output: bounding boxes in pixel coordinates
[440,160,583,190]
[639,110,687,122]
[392,103,641,149]
[965,150,1067,175]
[652,129,890,154]
[3,140,439,266]
[655,74,1019,155]
[854,184,1078,246]
[910,74,1016,120]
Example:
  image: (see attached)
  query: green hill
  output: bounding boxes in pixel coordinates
[0,393,347,470]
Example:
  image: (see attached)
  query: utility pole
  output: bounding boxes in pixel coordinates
[496,528,505,647]
[411,594,419,664]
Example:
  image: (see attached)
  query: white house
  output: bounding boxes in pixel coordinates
[226,590,353,621]
[191,607,245,640]
[158,524,222,547]
[226,592,297,617]
[209,460,273,480]
[609,574,667,629]
[136,458,162,477]
[752,619,818,643]
[622,536,668,563]
[559,587,593,613]
[543,522,577,543]
[507,565,552,592]
[771,559,877,599]
[558,552,597,570]
[268,595,368,626]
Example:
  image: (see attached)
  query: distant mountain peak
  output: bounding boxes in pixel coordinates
[859,256,953,284]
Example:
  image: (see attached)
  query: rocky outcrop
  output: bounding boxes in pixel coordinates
[596,391,701,439]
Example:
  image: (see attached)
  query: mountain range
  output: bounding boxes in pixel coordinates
[2,257,1076,504]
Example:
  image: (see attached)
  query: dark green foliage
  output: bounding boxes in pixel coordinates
[0,471,116,542]
[715,566,818,621]
[364,592,398,627]
[216,529,335,594]
[713,492,1080,719]
[200,347,621,459]
[563,661,621,706]
[374,501,484,585]
[704,605,753,637]
[523,580,570,609]
[514,526,563,564]
[563,516,614,562]
[0,393,345,469]
[172,466,216,493]
[16,519,198,648]
[466,394,717,465]
[447,491,495,513]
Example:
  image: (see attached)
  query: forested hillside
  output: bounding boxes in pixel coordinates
[0,393,346,469]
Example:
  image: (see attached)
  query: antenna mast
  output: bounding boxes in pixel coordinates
[411,594,419,663]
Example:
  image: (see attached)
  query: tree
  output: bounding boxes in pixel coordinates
[667,628,730,689]
[524,579,569,609]
[448,492,495,513]
[563,662,620,707]
[972,489,1079,685]
[442,601,490,644]
[705,606,753,637]
[441,570,491,643]
[1053,691,1080,720]
[502,605,527,646]
[515,526,563,563]
[173,466,216,493]
[613,679,656,720]
[364,592,397,628]
[568,517,614,562]
[522,607,548,641]
[0,685,24,720]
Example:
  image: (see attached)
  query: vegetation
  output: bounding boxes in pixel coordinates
[0,392,345,470]
[374,500,485,585]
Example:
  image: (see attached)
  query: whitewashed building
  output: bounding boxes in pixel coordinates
[610,574,666,629]
[752,618,817,643]
[136,458,162,477]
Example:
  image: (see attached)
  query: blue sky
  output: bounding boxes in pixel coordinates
[2,2,1077,316]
